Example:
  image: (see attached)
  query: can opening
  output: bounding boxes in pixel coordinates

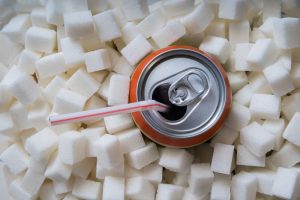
[152,83,187,121]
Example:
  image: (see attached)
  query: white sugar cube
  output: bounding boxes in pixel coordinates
[205,20,226,38]
[121,23,143,44]
[0,143,29,175]
[102,176,125,200]
[234,43,253,71]
[283,112,300,147]
[111,7,128,28]
[259,17,278,37]
[25,26,56,53]
[291,63,300,87]
[40,182,63,200]
[180,3,214,34]
[227,71,248,93]
[189,163,214,196]
[96,159,124,179]
[246,39,279,69]
[248,169,275,196]
[43,76,66,104]
[80,31,105,52]
[9,178,32,200]
[58,131,87,165]
[25,127,58,161]
[113,56,135,76]
[93,10,122,42]
[272,167,298,199]
[159,148,193,173]
[262,119,285,151]
[1,14,31,44]
[263,61,294,96]
[225,102,251,131]
[199,36,231,64]
[152,20,186,49]
[0,112,17,136]
[8,74,40,105]
[28,99,51,130]
[21,169,45,196]
[0,33,22,65]
[85,49,111,72]
[66,68,100,98]
[161,0,194,18]
[137,11,166,38]
[218,0,248,20]
[72,178,102,200]
[156,184,184,200]
[273,17,300,49]
[72,158,96,178]
[142,163,163,184]
[64,11,94,38]
[108,74,130,106]
[121,0,149,21]
[53,176,74,194]
[0,63,8,80]
[182,188,208,200]
[126,143,159,170]
[237,145,265,167]
[229,20,250,48]
[211,143,234,175]
[248,72,272,94]
[282,93,300,120]
[87,0,109,14]
[210,126,239,147]
[53,88,87,114]
[60,37,85,68]
[231,172,257,200]
[31,8,52,28]
[240,122,275,156]
[233,84,254,106]
[126,176,155,200]
[28,156,48,173]
[116,128,145,154]
[262,0,281,22]
[172,172,189,187]
[104,114,134,134]
[211,174,231,200]
[249,94,281,120]
[270,142,300,167]
[45,152,72,182]
[17,49,42,75]
[63,194,79,200]
[36,52,68,79]
[98,72,116,101]
[81,127,106,157]
[95,134,123,169]
[121,35,153,66]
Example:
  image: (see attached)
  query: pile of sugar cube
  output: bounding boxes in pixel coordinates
[0,0,300,199]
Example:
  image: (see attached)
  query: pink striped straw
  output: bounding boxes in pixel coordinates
[48,100,169,126]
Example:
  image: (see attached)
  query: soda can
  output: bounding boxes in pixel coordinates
[129,46,231,148]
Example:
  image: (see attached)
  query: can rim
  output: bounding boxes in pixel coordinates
[129,45,232,148]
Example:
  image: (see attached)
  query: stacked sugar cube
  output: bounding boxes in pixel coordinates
[0,0,300,199]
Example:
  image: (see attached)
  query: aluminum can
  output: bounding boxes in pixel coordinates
[129,46,231,148]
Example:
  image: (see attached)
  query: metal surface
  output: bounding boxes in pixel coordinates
[136,48,227,139]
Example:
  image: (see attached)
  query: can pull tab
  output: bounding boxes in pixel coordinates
[168,69,209,106]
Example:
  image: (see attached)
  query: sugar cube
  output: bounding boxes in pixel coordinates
[42,76,66,104]
[113,56,135,76]
[9,178,32,200]
[272,167,298,199]
[53,88,87,114]
[1,14,31,44]
[231,172,257,200]
[45,152,72,182]
[229,20,250,48]
[156,184,184,200]
[81,127,106,157]
[240,122,275,156]
[142,163,163,184]
[25,26,56,53]
[121,0,149,21]
[199,36,231,64]
[87,0,109,14]
[218,0,248,20]
[0,143,29,175]
[85,49,112,72]
[234,43,254,71]
[126,176,155,200]
[161,0,194,18]
[180,3,214,34]
[25,127,58,161]
[205,20,226,38]
[126,143,159,170]
[17,49,42,75]
[96,159,124,179]
[27,98,51,130]
[21,169,45,196]
[121,23,142,44]
[233,84,254,106]
[248,72,272,94]
[246,39,279,69]
[262,119,285,151]
[237,145,265,167]
[0,112,17,136]
[72,158,96,178]
[31,8,52,28]
[107,74,130,106]
[53,176,74,194]
[227,71,248,93]
[152,20,186,49]
[95,134,123,169]
[291,63,300,87]
[58,131,87,165]
[104,114,134,134]
[0,33,22,65]
[102,176,125,200]
[93,10,122,42]
[281,93,300,120]
[249,94,281,120]
[60,37,85,68]
[115,128,145,154]
[64,11,94,38]
[72,178,102,200]
[210,126,239,147]
[210,174,231,200]
[263,61,295,96]
[262,0,281,21]
[270,142,300,167]
[137,11,166,38]
[189,163,214,196]
[283,112,300,147]
[159,148,193,173]
[225,102,251,131]
[121,35,153,66]
[36,52,68,79]
[211,143,234,174]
